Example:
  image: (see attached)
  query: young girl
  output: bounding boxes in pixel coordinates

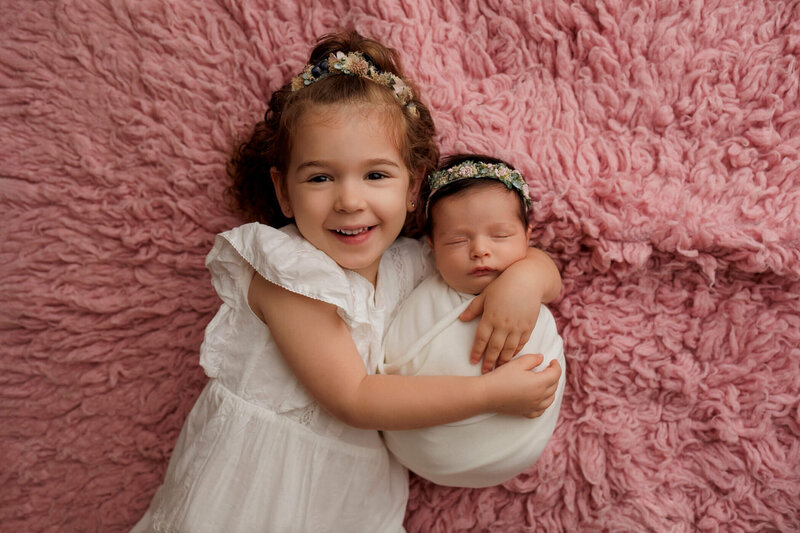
[132,32,562,532]
[381,155,566,488]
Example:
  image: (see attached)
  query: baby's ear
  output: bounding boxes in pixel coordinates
[526,224,533,241]
[270,167,293,218]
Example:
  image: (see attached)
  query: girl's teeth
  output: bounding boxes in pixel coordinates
[337,227,368,235]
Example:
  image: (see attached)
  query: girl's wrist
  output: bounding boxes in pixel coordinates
[478,372,498,413]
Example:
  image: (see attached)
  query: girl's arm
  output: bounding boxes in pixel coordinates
[459,247,562,373]
[249,273,561,430]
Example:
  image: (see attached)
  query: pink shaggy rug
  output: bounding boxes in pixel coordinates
[2,1,799,531]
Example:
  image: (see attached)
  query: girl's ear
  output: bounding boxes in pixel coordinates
[406,168,424,212]
[270,167,293,218]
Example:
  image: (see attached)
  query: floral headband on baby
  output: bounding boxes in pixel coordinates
[291,51,418,116]
[427,160,532,209]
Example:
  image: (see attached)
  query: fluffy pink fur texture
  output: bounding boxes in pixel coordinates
[2,1,798,531]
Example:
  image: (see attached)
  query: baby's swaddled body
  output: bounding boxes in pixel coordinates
[380,274,566,488]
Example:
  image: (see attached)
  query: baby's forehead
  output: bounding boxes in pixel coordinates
[431,183,518,214]
[443,183,510,201]
[432,203,525,228]
[433,212,522,228]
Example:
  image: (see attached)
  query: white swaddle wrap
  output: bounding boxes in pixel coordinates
[380,274,566,488]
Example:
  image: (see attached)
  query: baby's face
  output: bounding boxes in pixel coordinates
[429,186,530,294]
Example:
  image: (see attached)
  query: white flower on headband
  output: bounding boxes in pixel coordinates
[493,165,511,177]
[290,51,418,116]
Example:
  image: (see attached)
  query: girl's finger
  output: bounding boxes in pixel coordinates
[496,332,522,367]
[481,330,509,373]
[459,293,485,323]
[469,322,491,364]
[515,329,532,354]
[515,353,544,370]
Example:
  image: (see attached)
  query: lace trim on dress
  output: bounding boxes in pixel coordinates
[387,245,412,304]
[283,401,320,428]
[382,240,431,324]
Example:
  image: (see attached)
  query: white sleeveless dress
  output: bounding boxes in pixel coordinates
[132,223,431,533]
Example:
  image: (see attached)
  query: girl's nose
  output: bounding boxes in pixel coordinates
[334,180,366,212]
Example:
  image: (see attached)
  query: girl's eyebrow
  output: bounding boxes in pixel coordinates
[294,160,327,171]
[295,158,401,171]
[366,158,402,168]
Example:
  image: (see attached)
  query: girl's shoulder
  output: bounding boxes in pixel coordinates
[212,222,331,270]
[207,222,356,313]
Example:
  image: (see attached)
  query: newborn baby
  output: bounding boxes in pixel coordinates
[380,156,566,487]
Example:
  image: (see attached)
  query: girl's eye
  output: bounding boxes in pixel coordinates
[308,175,331,183]
[366,172,388,180]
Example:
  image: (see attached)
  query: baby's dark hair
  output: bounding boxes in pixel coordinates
[227,30,438,232]
[423,153,530,237]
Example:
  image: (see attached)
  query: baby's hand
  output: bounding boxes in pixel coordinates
[481,354,561,418]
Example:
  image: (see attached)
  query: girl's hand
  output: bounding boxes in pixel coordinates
[482,354,561,418]
[459,288,540,373]
[460,247,561,373]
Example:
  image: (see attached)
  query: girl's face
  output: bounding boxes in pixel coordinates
[271,104,418,285]
[429,185,531,295]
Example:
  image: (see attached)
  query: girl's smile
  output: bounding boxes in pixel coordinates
[271,104,418,285]
[331,225,376,242]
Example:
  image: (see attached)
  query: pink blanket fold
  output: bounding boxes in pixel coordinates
[1,1,798,531]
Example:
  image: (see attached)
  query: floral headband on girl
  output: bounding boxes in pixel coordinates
[291,51,418,116]
[427,160,532,208]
